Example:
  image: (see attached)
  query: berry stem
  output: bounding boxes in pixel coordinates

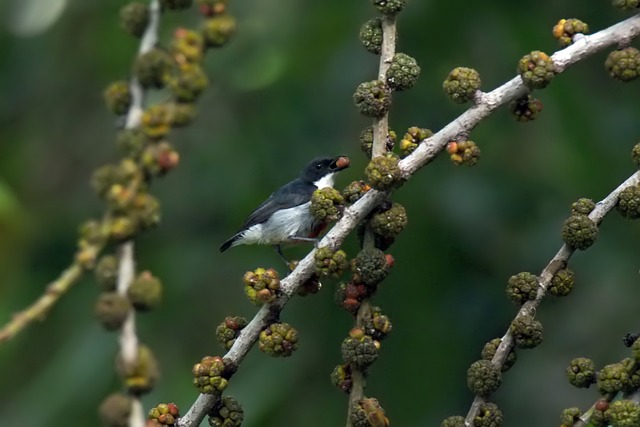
[372,17,397,158]
[346,13,397,427]
[118,2,162,427]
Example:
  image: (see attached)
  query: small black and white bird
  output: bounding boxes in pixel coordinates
[220,155,350,259]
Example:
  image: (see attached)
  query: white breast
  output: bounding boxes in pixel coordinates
[240,202,316,246]
[314,173,335,189]
[237,173,335,247]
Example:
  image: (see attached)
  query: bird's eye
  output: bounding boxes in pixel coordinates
[315,163,322,169]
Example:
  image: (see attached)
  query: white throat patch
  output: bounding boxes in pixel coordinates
[314,173,335,189]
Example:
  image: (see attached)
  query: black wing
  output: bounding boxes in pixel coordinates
[239,179,315,230]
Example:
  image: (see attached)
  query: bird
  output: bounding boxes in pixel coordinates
[220,155,351,261]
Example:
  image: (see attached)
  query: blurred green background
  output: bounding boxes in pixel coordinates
[2,0,640,425]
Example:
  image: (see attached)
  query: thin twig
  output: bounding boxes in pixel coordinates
[0,263,88,343]
[118,2,161,427]
[465,171,640,425]
[346,14,397,427]
[177,13,640,427]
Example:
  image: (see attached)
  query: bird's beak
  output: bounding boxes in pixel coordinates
[330,156,350,171]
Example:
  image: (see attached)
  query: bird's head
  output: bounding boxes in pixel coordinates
[300,156,350,187]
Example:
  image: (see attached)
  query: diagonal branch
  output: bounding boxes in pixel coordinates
[465,170,640,425]
[177,13,640,427]
[0,260,93,343]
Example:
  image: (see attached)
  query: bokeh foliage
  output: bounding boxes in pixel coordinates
[1,0,640,425]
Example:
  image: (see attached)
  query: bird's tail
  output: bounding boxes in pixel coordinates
[219,234,241,252]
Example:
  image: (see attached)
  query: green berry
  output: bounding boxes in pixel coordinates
[506,272,539,305]
[148,402,180,426]
[117,344,160,395]
[314,247,348,278]
[447,140,480,166]
[99,393,133,427]
[605,400,640,426]
[243,267,280,306]
[95,255,119,291]
[386,53,420,91]
[481,338,517,372]
[353,80,392,118]
[567,357,596,388]
[352,248,390,287]
[202,15,236,48]
[591,406,608,427]
[632,338,640,362]
[341,328,379,369]
[343,181,372,204]
[108,215,140,242]
[443,67,481,104]
[216,316,248,350]
[571,198,596,215]
[310,187,345,223]
[168,102,197,127]
[363,306,393,341]
[510,314,543,349]
[553,19,589,47]
[510,95,543,122]
[518,51,555,89]
[359,18,383,55]
[128,271,162,311]
[91,164,125,198]
[141,141,180,176]
[192,355,228,394]
[561,214,598,250]
[467,359,501,397]
[350,398,388,427]
[474,402,503,427]
[359,126,396,157]
[630,143,640,169]
[120,2,149,38]
[399,126,432,157]
[560,407,581,427]
[441,416,465,427]
[133,48,173,89]
[548,268,574,297]
[617,184,640,219]
[365,154,402,191]
[371,0,406,15]
[116,128,148,158]
[95,292,131,331]
[370,202,407,238]
[142,104,172,139]
[132,192,161,230]
[167,63,208,102]
[171,28,204,63]
[605,47,640,82]
[597,362,634,394]
[330,364,352,393]
[208,396,244,427]
[612,0,640,10]
[104,81,132,115]
[258,323,299,357]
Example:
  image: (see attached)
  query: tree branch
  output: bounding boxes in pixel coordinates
[0,262,88,343]
[465,170,640,425]
[118,2,161,427]
[177,13,640,427]
[347,14,397,427]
